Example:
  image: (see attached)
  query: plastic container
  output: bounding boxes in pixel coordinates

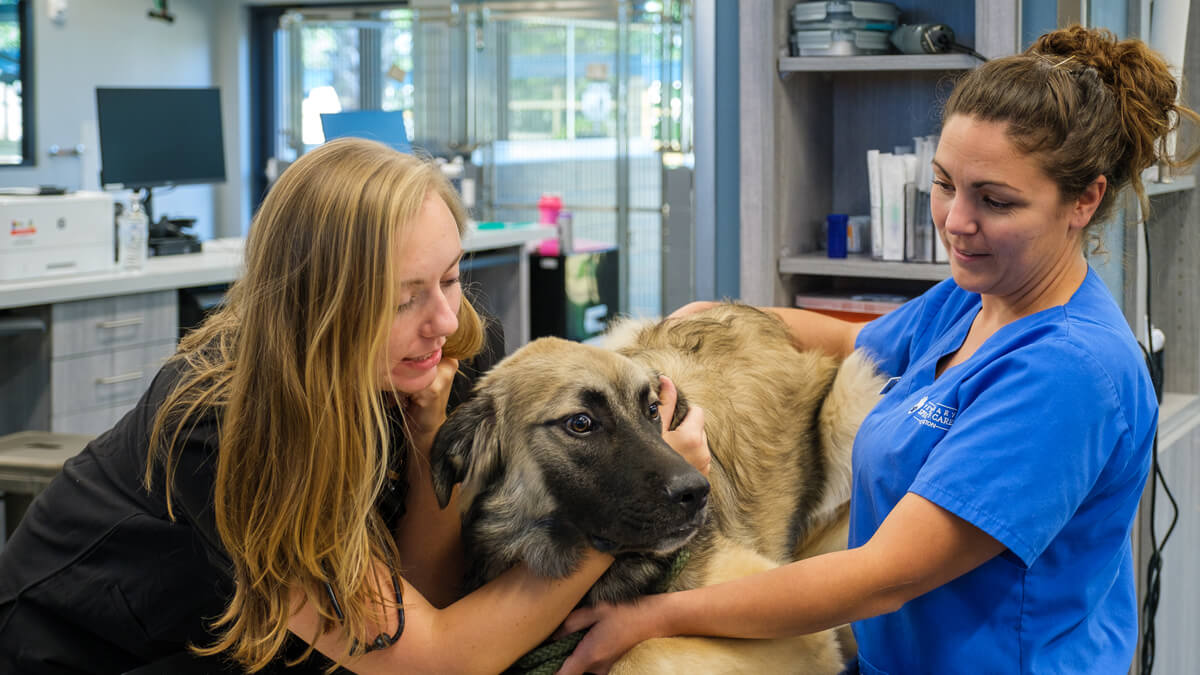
[791,28,892,56]
[826,213,848,258]
[847,215,870,254]
[790,1,900,28]
[789,1,898,56]
[117,195,149,271]
[537,193,562,225]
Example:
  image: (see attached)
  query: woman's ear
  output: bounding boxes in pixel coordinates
[1070,175,1107,230]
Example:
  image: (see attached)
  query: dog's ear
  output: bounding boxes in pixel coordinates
[430,392,499,508]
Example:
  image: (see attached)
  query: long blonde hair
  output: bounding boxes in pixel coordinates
[147,138,483,669]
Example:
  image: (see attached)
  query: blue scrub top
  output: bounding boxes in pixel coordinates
[850,268,1155,674]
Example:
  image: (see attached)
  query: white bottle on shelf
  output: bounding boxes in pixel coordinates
[556,210,574,256]
[117,194,149,271]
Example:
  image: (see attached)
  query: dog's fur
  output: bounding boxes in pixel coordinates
[431,303,884,673]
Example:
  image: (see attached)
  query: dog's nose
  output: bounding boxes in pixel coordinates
[665,473,710,513]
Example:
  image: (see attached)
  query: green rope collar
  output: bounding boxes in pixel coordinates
[507,549,691,675]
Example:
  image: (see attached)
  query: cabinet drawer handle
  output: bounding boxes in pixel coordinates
[97,316,145,329]
[96,370,144,385]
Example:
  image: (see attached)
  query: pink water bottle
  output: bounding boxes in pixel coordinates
[538,193,562,225]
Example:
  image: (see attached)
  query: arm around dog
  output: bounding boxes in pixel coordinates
[284,356,618,673]
[556,492,1004,675]
[286,373,708,673]
[670,302,865,360]
[290,550,613,673]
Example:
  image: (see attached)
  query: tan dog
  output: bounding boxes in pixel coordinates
[431,303,883,673]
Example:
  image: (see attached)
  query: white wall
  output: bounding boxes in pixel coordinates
[0,0,222,238]
[214,0,252,238]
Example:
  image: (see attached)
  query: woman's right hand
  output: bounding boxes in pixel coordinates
[555,593,673,675]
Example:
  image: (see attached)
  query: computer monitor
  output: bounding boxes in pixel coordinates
[95,87,227,192]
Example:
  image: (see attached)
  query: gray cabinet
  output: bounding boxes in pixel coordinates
[48,291,177,434]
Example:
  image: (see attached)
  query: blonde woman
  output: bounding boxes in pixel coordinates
[0,138,708,674]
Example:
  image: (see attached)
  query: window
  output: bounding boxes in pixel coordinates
[250,1,693,320]
[0,0,32,166]
[249,4,414,203]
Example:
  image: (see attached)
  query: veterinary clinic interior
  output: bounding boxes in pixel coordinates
[0,0,1199,672]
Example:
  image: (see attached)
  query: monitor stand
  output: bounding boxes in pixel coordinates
[136,186,203,257]
[149,230,202,256]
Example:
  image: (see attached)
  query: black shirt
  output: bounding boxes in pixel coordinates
[0,321,503,674]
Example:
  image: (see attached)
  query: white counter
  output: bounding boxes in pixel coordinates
[462,223,555,254]
[0,223,553,437]
[0,224,554,311]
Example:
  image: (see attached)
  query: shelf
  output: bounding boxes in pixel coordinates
[779,53,982,73]
[1146,174,1196,196]
[779,254,951,281]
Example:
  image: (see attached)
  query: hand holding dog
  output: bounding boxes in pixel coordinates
[555,591,673,675]
[658,375,710,476]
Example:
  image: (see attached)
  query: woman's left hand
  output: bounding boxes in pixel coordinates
[404,357,459,445]
[554,595,669,675]
[658,375,711,476]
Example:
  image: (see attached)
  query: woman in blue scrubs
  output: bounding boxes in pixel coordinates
[556,25,1200,674]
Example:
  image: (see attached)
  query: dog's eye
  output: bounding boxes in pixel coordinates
[648,402,660,421]
[565,413,594,435]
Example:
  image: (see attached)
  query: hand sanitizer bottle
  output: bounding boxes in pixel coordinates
[117,194,149,271]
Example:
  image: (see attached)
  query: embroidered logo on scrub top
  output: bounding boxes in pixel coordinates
[907,396,957,430]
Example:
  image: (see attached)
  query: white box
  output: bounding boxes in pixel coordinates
[880,153,906,262]
[0,191,114,281]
